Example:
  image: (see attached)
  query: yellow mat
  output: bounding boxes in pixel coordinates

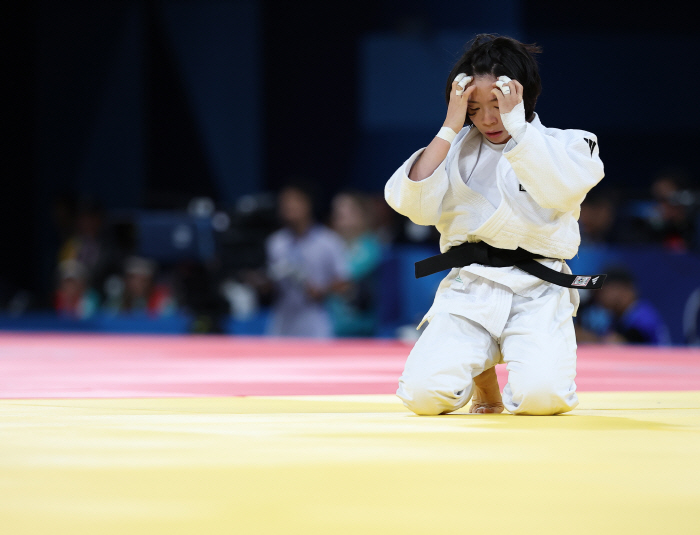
[2,392,699,534]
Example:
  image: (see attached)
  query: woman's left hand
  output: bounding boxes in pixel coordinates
[491,78,524,114]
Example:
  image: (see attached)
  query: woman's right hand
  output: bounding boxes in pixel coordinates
[443,75,476,133]
[407,74,474,182]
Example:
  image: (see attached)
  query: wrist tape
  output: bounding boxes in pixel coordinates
[500,101,527,143]
[436,126,457,144]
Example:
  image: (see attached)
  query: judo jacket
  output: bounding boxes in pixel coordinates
[384,114,604,259]
[384,114,604,331]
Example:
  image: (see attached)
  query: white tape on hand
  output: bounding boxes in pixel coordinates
[457,76,472,89]
[496,76,512,95]
[500,100,527,143]
[454,74,472,95]
[454,73,466,95]
[495,80,511,95]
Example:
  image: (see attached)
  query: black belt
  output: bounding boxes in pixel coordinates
[414,241,606,290]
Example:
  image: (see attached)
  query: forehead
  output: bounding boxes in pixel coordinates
[468,74,497,103]
[281,188,309,201]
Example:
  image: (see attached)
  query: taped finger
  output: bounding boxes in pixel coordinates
[495,80,511,95]
[458,76,472,90]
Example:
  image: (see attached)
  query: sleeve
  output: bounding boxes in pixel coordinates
[503,125,604,213]
[265,232,292,283]
[384,148,450,226]
[327,233,349,283]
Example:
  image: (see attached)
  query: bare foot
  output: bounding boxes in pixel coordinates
[469,366,504,414]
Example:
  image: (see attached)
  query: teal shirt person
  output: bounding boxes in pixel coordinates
[328,233,383,337]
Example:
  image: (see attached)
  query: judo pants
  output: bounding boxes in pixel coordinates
[397,287,578,416]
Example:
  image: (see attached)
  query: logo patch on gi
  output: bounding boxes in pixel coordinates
[583,137,597,156]
[572,276,591,287]
[519,184,527,192]
[455,275,463,283]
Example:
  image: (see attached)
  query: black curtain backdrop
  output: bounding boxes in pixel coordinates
[1,3,37,295]
[261,1,380,206]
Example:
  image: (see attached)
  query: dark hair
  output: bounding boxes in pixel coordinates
[445,34,542,125]
[603,265,636,287]
[279,177,322,221]
[280,178,318,208]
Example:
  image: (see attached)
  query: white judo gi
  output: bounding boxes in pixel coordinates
[385,114,604,415]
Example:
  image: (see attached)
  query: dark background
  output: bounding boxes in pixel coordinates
[3,0,700,305]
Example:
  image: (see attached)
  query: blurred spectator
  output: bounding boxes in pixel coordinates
[328,192,383,336]
[57,198,105,278]
[55,197,130,301]
[579,189,618,245]
[576,267,670,345]
[367,193,400,245]
[0,277,31,316]
[174,260,228,333]
[645,169,697,251]
[104,256,175,316]
[51,192,78,246]
[265,183,348,338]
[54,260,99,319]
[685,287,700,346]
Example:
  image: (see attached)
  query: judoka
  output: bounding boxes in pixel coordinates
[385,34,605,416]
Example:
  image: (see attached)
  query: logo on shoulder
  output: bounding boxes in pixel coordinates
[519,184,527,192]
[572,276,592,287]
[583,137,597,156]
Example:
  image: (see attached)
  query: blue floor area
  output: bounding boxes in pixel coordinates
[0,312,271,336]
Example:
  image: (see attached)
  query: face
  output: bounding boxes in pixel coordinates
[331,195,366,238]
[467,75,511,144]
[125,272,151,298]
[652,177,687,224]
[579,200,614,237]
[596,282,635,316]
[279,188,312,227]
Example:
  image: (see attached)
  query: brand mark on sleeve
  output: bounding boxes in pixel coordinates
[583,137,597,156]
[519,184,527,192]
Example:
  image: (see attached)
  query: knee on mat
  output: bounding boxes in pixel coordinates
[507,374,574,416]
[397,379,460,416]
